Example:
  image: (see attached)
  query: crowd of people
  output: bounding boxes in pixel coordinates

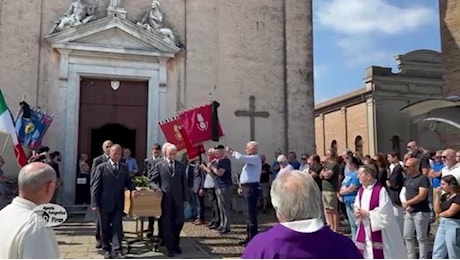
[258,140,460,259]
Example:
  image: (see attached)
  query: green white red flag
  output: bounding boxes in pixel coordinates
[0,89,28,167]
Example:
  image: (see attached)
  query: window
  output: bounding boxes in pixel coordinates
[391,135,401,158]
[355,136,363,158]
[331,140,338,152]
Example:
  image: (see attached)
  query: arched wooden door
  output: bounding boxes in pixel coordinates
[78,78,148,167]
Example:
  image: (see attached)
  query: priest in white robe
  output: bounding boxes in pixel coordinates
[0,162,60,259]
[354,165,407,259]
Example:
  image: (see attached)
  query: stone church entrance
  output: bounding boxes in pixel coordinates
[78,78,148,164]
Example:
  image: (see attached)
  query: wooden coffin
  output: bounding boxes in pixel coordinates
[124,188,162,217]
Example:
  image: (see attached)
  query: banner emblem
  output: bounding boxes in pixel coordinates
[196,113,208,131]
[173,124,183,141]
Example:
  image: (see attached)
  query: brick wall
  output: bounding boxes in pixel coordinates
[345,103,370,156]
[315,101,370,158]
[323,109,346,154]
[440,0,460,97]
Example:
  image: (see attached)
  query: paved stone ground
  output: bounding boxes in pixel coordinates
[55,219,214,259]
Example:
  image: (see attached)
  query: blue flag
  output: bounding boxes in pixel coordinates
[15,101,53,149]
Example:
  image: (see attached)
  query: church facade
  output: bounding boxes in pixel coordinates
[315,50,445,158]
[0,0,314,204]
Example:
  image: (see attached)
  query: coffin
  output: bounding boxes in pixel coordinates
[124,188,162,217]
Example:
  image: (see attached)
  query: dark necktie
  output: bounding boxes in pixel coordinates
[114,163,119,174]
[169,160,174,174]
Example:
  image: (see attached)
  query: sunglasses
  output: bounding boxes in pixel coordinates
[301,158,307,160]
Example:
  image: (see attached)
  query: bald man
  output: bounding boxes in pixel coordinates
[90,139,113,248]
[400,158,431,259]
[0,163,59,258]
[441,149,460,180]
[91,144,138,259]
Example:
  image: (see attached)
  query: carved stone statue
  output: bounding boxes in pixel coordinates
[136,0,178,46]
[49,0,97,34]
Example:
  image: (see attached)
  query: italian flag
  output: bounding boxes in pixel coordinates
[0,89,27,167]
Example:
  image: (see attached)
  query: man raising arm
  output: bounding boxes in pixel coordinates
[226,141,262,246]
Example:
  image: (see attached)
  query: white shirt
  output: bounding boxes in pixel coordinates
[0,197,59,259]
[389,161,404,173]
[278,164,294,175]
[281,218,324,233]
[442,163,460,177]
[299,163,309,172]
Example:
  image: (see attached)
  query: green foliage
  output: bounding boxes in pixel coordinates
[134,176,150,187]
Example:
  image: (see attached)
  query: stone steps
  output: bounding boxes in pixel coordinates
[64,204,89,218]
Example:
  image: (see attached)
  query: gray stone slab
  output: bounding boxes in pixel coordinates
[55,219,215,259]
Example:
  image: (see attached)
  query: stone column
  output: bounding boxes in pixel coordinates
[283,0,315,154]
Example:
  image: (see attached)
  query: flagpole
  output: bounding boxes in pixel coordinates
[1,96,26,156]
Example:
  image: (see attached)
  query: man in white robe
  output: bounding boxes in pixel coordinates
[0,162,59,259]
[354,165,407,259]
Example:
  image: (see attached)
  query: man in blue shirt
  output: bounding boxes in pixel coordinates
[338,157,360,240]
[428,150,444,221]
[227,141,262,246]
[288,152,301,170]
[270,150,282,179]
[122,148,138,176]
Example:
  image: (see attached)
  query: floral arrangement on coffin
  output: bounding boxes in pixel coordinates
[134,176,150,189]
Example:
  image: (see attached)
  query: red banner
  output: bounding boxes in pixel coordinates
[180,104,224,146]
[178,126,205,160]
[158,117,186,151]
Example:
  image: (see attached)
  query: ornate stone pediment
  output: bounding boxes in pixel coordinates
[45,16,181,57]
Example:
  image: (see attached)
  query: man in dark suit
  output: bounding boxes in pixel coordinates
[143,143,162,238]
[149,144,189,257]
[187,160,205,224]
[91,144,138,259]
[90,140,113,249]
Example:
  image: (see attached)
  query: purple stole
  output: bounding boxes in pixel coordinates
[355,183,384,259]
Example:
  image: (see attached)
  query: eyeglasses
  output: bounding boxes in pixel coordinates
[301,158,307,160]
